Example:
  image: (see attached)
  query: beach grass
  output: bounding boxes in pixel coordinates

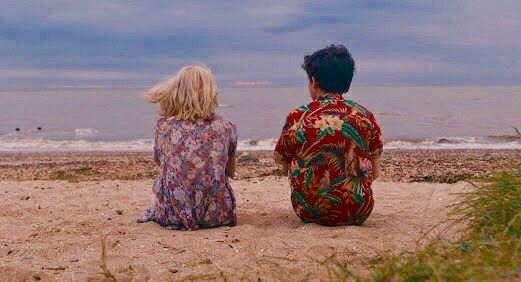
[50,166,100,182]
[364,172,521,281]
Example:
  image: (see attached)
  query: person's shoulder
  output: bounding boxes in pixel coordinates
[213,115,237,130]
[213,114,234,125]
[287,101,315,119]
[341,98,375,118]
[155,117,167,129]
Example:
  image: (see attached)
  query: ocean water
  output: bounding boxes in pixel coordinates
[0,86,520,151]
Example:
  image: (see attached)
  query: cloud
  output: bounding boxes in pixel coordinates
[0,0,519,88]
[230,81,271,87]
[0,68,156,80]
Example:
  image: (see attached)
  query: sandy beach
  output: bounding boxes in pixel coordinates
[0,150,519,280]
[1,150,520,183]
[1,178,466,281]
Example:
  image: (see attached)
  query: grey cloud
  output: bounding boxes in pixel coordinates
[0,0,519,88]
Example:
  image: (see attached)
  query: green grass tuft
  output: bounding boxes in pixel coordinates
[50,166,100,182]
[367,173,521,282]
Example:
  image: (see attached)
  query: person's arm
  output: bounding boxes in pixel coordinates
[154,152,160,165]
[373,157,381,180]
[274,113,300,175]
[368,113,383,180]
[226,124,238,178]
[153,138,160,165]
[153,119,162,165]
[226,156,236,178]
[281,162,290,176]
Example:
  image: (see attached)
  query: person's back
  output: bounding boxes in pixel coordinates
[274,45,383,226]
[151,116,237,229]
[139,65,238,230]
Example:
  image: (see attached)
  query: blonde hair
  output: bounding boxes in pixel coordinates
[145,65,218,121]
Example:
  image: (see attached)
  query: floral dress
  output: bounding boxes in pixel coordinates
[140,115,238,230]
[274,93,383,226]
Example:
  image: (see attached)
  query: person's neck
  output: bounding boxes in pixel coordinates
[315,91,341,100]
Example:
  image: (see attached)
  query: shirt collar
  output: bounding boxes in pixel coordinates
[317,93,343,101]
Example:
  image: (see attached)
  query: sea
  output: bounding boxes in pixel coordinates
[1,86,520,152]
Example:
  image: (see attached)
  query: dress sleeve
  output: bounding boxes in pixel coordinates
[228,123,239,158]
[368,114,383,159]
[274,112,299,165]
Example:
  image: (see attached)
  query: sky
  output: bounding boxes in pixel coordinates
[0,0,519,89]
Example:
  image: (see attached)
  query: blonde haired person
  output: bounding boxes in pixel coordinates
[138,65,238,230]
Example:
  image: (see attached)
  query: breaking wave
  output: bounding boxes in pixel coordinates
[1,135,520,152]
[385,136,521,150]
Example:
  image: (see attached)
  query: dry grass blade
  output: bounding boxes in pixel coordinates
[100,235,117,282]
[513,126,521,137]
[366,173,521,281]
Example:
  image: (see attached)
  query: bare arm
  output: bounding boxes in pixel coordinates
[226,156,237,178]
[373,157,381,180]
[281,162,290,176]
[153,147,160,165]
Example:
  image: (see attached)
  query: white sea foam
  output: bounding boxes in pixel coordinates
[236,137,521,151]
[237,138,278,151]
[74,128,99,138]
[385,137,521,150]
[0,138,154,152]
[0,136,520,152]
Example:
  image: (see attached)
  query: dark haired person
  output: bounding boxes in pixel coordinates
[274,45,383,226]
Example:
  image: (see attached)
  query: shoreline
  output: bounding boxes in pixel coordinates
[1,134,520,152]
[1,149,520,183]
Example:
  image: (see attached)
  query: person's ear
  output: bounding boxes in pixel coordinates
[311,77,319,90]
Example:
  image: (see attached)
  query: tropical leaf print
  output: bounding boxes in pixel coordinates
[289,168,302,179]
[317,129,327,141]
[322,109,348,115]
[296,125,307,144]
[303,168,314,191]
[349,214,367,225]
[320,99,333,107]
[317,127,336,141]
[298,105,310,112]
[293,190,319,218]
[317,187,341,205]
[341,123,365,150]
[344,99,367,116]
[318,187,333,194]
[307,153,327,166]
[353,181,365,205]
[274,93,382,225]
[322,194,342,205]
[331,177,345,186]
[320,143,346,172]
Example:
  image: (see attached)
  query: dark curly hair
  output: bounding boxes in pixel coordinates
[302,45,356,94]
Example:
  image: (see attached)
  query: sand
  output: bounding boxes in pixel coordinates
[0,177,467,281]
[1,150,520,183]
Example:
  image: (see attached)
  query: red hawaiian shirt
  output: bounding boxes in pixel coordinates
[274,93,383,226]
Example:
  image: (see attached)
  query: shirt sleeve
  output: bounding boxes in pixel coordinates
[368,114,383,159]
[228,123,238,158]
[274,112,299,165]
